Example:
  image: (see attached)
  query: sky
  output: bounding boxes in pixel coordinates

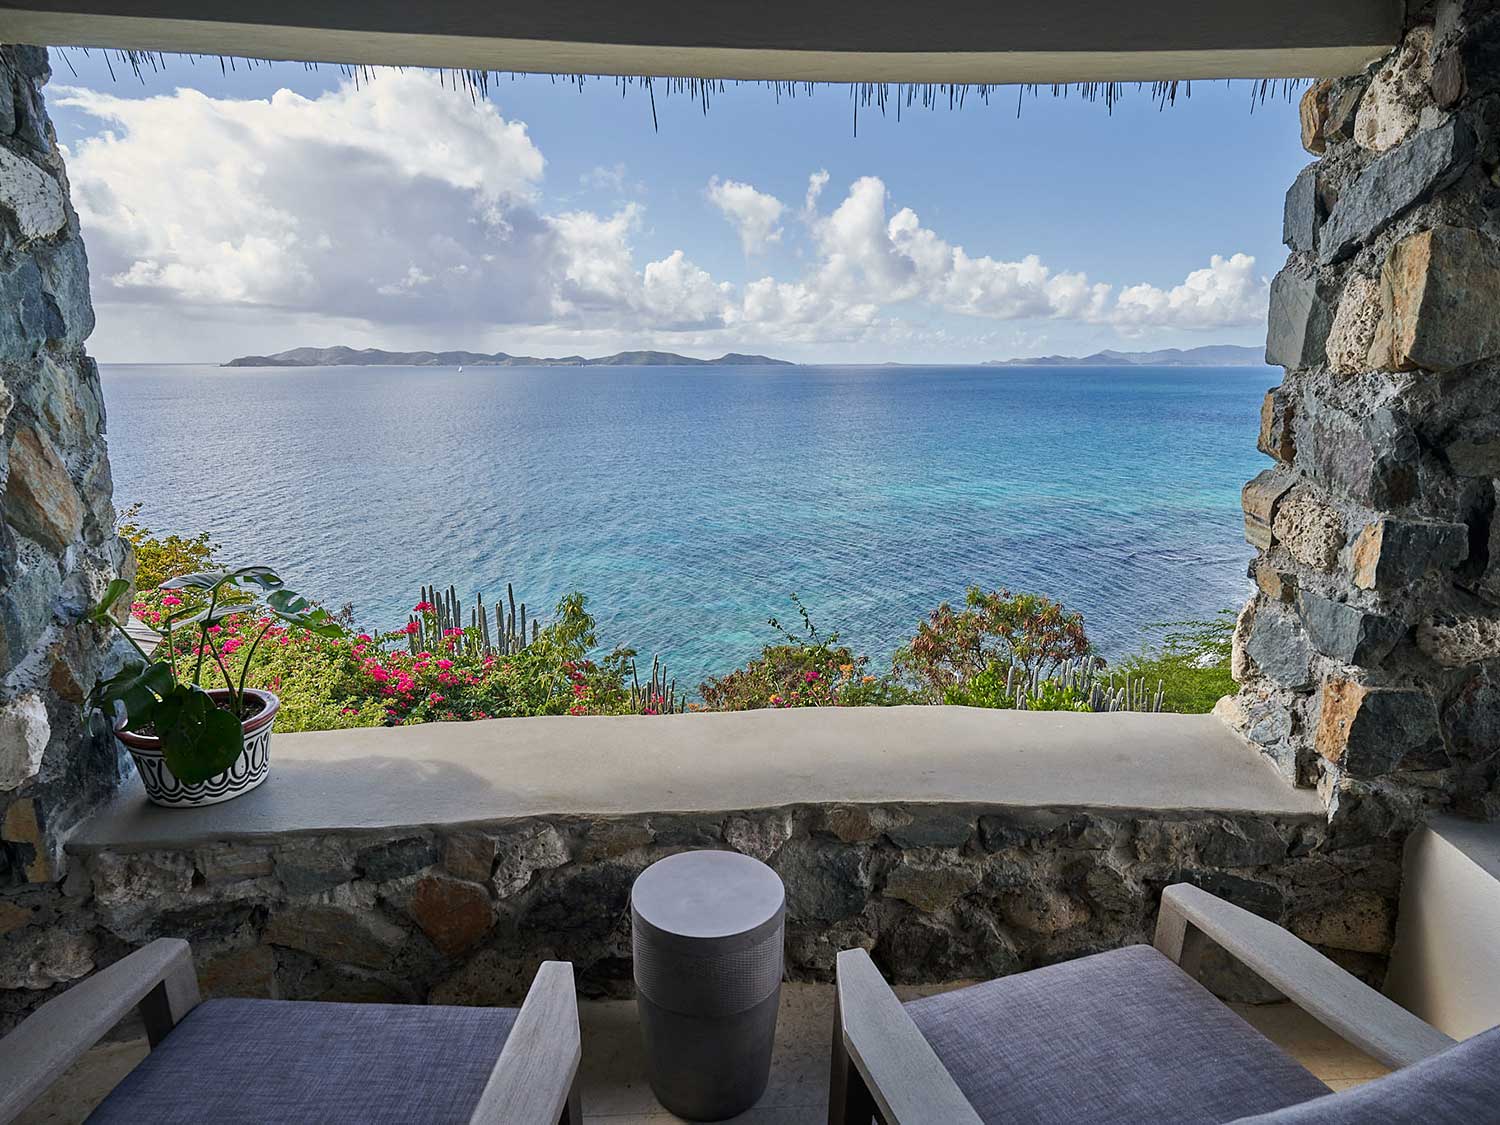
[43,50,1310,365]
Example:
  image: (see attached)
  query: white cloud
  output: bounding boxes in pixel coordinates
[1110,253,1266,331]
[803,170,830,219]
[55,76,1267,361]
[800,175,1260,331]
[706,176,785,255]
[58,72,558,327]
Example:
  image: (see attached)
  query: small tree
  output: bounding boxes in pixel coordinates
[117,503,221,592]
[895,586,1090,698]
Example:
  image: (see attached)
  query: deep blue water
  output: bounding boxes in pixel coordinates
[101,364,1270,688]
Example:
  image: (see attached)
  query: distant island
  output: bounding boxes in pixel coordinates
[986,344,1266,367]
[223,346,793,368]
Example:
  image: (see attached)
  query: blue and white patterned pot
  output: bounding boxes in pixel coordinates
[116,689,278,808]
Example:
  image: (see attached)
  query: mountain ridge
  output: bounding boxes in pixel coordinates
[223,346,793,368]
[986,344,1266,367]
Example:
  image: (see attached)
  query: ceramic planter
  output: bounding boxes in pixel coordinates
[115,689,278,808]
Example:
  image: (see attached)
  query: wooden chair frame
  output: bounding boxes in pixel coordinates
[0,939,582,1125]
[829,882,1458,1125]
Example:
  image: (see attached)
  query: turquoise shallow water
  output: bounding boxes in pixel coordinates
[101,363,1271,687]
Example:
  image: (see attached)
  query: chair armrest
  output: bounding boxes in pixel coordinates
[833,948,982,1125]
[1153,882,1455,1069]
[0,938,200,1124]
[468,960,581,1125]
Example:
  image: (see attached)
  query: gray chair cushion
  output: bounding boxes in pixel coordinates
[88,998,517,1124]
[904,944,1330,1124]
[1233,1024,1500,1124]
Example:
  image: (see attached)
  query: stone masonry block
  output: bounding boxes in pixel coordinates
[1316,679,1445,776]
[0,693,49,791]
[1299,80,1332,155]
[1352,517,1469,590]
[1353,26,1434,154]
[0,145,66,242]
[1266,270,1333,369]
[1416,614,1500,667]
[1319,118,1475,264]
[1272,487,1346,572]
[1325,273,1382,375]
[1252,559,1298,603]
[4,425,81,551]
[1283,164,1321,252]
[1242,469,1297,550]
[1297,591,1404,665]
[1244,601,1316,690]
[1372,226,1500,373]
[1258,388,1296,462]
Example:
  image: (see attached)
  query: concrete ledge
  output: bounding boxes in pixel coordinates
[71,707,1322,851]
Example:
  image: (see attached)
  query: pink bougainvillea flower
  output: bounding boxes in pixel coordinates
[160,594,182,607]
[206,625,222,635]
[404,621,421,635]
[356,633,372,643]
[429,692,444,703]
[413,601,434,612]
[436,659,453,670]
[804,670,819,683]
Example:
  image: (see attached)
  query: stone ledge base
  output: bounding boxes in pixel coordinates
[1,801,1399,1031]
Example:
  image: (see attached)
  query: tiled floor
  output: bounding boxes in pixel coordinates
[17,984,1390,1124]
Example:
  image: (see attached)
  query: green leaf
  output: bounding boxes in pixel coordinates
[166,600,255,628]
[94,660,174,726]
[225,566,285,593]
[159,570,229,591]
[154,684,245,784]
[267,589,344,638]
[85,578,133,626]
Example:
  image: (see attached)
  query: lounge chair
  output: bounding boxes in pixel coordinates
[830,882,1498,1123]
[0,939,582,1125]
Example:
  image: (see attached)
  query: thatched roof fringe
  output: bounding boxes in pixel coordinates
[57,48,1308,131]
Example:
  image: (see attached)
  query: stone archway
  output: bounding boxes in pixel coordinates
[1227,3,1500,836]
[0,0,1497,1027]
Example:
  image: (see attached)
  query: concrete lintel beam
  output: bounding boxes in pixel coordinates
[0,1,1403,82]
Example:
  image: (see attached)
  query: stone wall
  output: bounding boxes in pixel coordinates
[0,46,128,908]
[0,802,1399,1030]
[0,26,1478,1038]
[1226,0,1500,834]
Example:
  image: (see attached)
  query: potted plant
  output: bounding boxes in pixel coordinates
[87,566,342,807]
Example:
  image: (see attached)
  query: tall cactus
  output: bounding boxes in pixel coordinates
[1007,655,1164,713]
[407,581,683,713]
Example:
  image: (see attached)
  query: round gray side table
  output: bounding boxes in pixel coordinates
[631,850,786,1122]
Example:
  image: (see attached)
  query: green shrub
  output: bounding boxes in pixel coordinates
[1116,613,1236,714]
[941,661,1093,711]
[115,516,1211,729]
[696,595,914,710]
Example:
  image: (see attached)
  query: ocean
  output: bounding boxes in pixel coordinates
[101,363,1272,689]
